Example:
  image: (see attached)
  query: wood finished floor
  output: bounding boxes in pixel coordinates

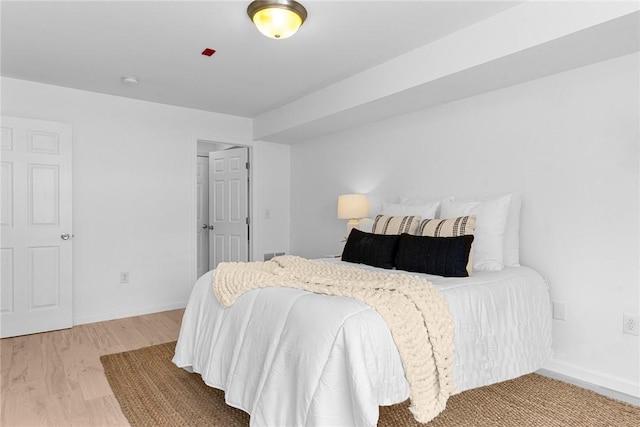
[0,309,185,426]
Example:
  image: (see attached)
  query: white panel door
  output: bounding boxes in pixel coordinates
[196,156,209,278]
[1,116,73,338]
[209,148,249,270]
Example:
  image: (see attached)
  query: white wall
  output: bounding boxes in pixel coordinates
[252,141,291,260]
[1,77,290,324]
[290,53,639,396]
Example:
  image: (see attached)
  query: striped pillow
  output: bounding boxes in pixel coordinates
[417,215,476,275]
[372,215,421,235]
[417,215,476,237]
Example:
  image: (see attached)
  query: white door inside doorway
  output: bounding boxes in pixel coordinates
[1,116,73,338]
[208,147,249,270]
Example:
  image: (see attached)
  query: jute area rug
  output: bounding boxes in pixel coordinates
[101,341,640,427]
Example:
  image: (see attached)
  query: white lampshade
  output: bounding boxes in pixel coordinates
[337,194,370,220]
[338,194,369,237]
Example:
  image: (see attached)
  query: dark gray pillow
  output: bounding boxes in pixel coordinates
[395,233,474,277]
[342,229,400,269]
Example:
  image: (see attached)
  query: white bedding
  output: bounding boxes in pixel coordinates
[173,259,552,426]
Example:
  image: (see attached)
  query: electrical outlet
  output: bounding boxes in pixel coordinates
[623,313,639,336]
[552,301,567,321]
[120,272,129,284]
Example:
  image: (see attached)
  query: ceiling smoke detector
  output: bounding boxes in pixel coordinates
[121,76,140,86]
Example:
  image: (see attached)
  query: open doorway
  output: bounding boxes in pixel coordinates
[196,140,251,278]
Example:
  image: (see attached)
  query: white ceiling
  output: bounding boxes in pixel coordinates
[1,0,521,118]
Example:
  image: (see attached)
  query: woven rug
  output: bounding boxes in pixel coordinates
[101,341,640,427]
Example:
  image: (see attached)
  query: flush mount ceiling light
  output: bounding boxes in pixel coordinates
[247,0,307,40]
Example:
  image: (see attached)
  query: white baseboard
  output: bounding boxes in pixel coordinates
[73,301,188,326]
[539,359,640,406]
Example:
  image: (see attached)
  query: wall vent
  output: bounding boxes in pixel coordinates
[264,252,286,261]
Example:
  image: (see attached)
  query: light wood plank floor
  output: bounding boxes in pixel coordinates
[0,309,185,426]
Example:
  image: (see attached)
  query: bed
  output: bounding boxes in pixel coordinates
[172,257,552,426]
[173,195,551,426]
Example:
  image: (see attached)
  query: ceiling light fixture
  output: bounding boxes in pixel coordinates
[247,0,307,40]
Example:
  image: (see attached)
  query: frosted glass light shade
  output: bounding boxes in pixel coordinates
[247,1,307,40]
[337,194,370,220]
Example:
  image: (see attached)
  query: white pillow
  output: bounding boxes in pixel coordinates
[440,194,511,271]
[503,193,521,267]
[442,193,521,266]
[400,196,454,218]
[381,201,439,220]
[357,217,374,233]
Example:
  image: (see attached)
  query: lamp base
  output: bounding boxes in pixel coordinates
[346,219,360,237]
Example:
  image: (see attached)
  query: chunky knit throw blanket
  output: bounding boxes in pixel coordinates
[213,256,455,423]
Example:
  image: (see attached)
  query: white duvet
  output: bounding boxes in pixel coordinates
[173,259,552,427]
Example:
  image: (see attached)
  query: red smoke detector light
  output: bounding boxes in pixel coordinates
[201,48,216,57]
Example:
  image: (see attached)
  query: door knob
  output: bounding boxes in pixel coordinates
[208,225,214,230]
[61,233,71,240]
[202,224,208,229]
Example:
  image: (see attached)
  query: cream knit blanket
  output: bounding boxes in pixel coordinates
[213,256,455,423]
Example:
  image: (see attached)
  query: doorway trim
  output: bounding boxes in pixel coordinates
[190,139,253,286]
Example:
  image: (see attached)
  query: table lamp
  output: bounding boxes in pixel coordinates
[337,194,370,236]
